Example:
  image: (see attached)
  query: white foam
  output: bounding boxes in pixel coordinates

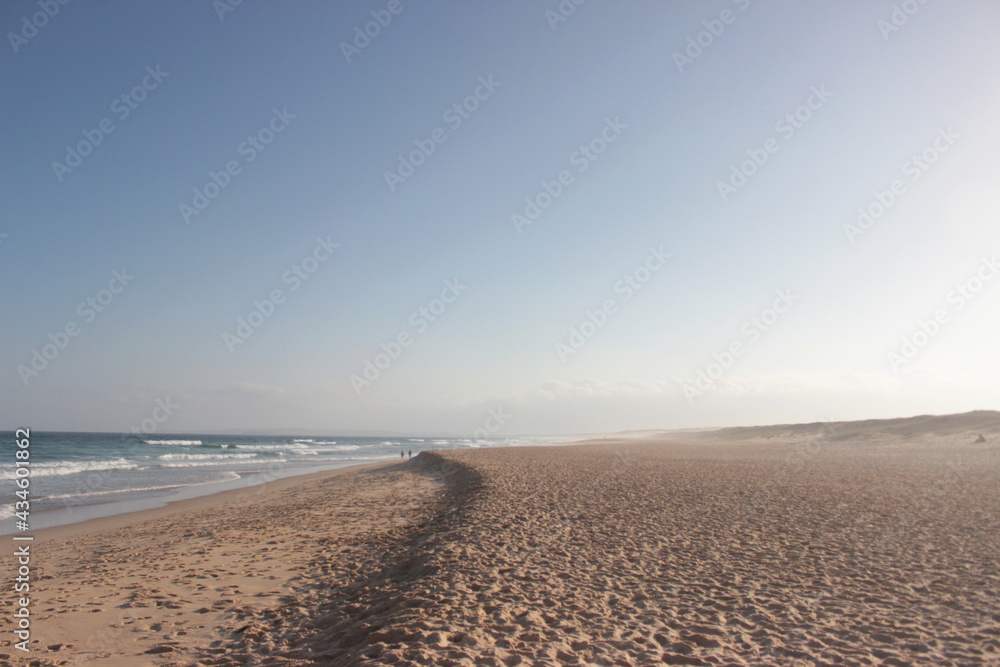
[157,458,288,468]
[0,458,138,480]
[156,453,258,461]
[42,474,240,501]
[144,439,202,446]
[238,443,314,451]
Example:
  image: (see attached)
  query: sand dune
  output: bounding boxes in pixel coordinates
[4,415,999,665]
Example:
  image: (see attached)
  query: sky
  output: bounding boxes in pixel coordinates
[2,1,999,437]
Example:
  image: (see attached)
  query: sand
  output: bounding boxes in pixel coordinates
[3,420,999,666]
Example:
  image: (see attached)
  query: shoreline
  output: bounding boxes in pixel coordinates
[9,459,398,543]
[2,433,579,538]
[1,454,449,665]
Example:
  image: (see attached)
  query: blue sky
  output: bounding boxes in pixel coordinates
[3,1,999,436]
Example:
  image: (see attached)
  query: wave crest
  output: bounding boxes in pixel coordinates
[144,439,202,446]
[0,458,138,480]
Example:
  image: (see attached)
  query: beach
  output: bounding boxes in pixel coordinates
[3,420,999,665]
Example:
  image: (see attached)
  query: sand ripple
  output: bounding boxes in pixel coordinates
[6,431,999,666]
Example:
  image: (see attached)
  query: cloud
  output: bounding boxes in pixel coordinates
[224,382,287,399]
[537,378,672,400]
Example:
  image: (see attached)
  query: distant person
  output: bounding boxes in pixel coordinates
[408,449,412,458]
[401,450,405,459]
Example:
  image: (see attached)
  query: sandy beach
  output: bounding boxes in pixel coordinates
[3,416,999,666]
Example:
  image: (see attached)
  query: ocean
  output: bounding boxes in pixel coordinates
[1,431,572,533]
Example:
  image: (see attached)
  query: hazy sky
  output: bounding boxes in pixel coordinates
[3,1,999,436]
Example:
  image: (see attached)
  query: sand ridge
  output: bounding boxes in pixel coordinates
[0,461,447,666]
[338,438,999,666]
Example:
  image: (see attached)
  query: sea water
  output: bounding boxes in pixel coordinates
[0,431,571,532]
